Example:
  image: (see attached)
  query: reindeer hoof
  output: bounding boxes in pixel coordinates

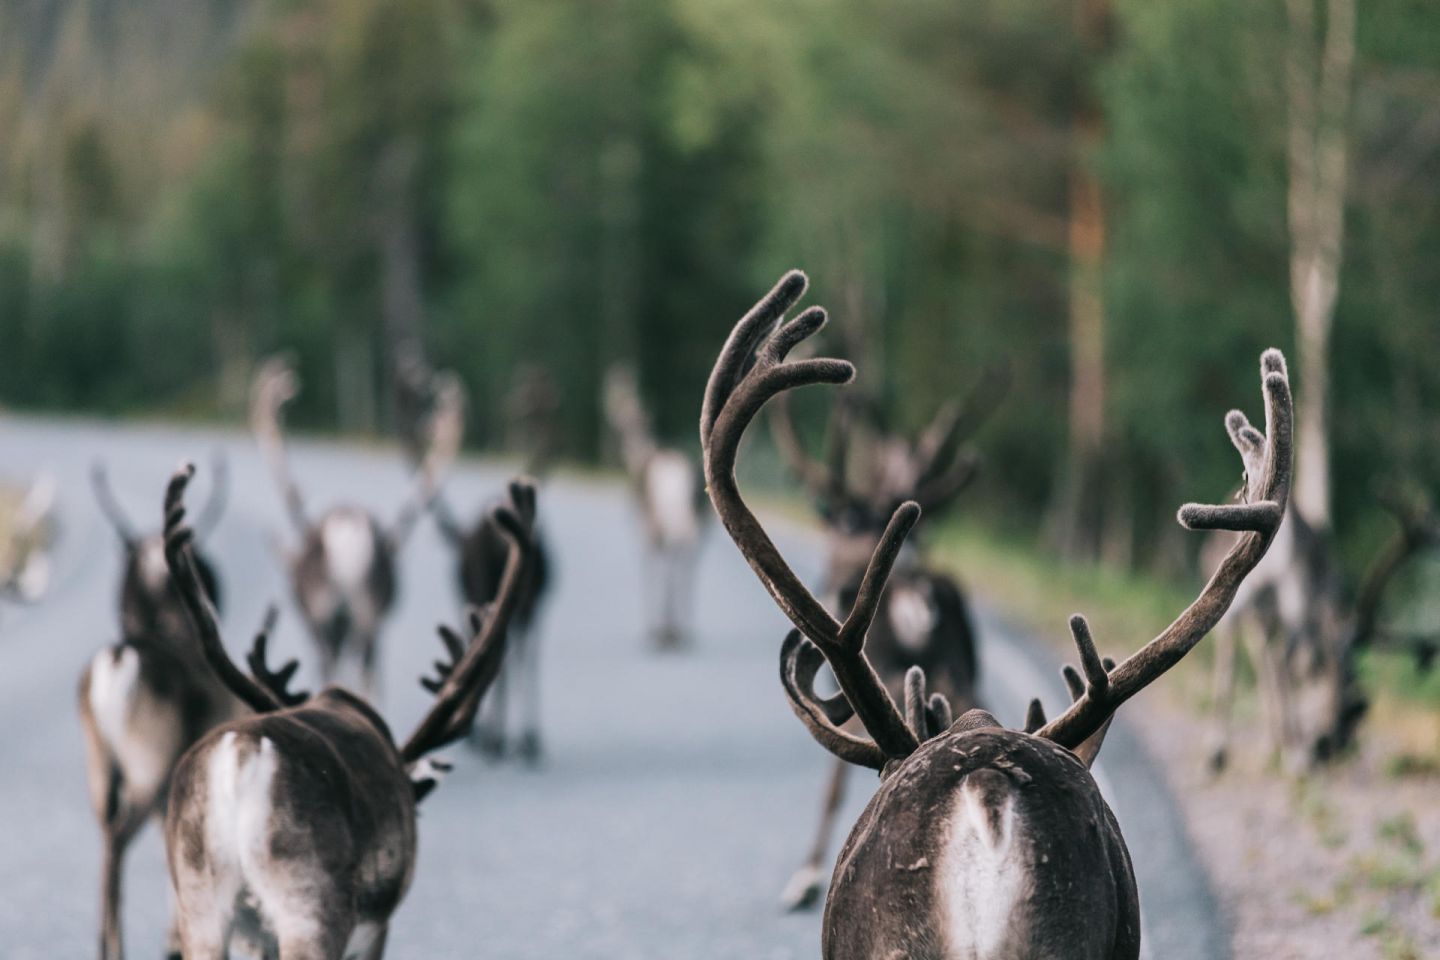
[780,865,824,912]
[470,729,506,759]
[516,732,543,766]
[1206,744,1229,775]
[653,627,687,652]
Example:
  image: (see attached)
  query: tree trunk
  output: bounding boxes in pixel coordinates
[375,138,428,440]
[1048,0,1112,560]
[211,304,251,418]
[1285,0,1355,530]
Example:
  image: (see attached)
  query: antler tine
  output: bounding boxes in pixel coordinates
[400,479,536,763]
[704,271,920,764]
[926,692,953,736]
[1036,349,1293,750]
[250,355,308,533]
[770,391,838,501]
[91,462,139,547]
[836,502,921,651]
[913,362,1010,486]
[912,450,982,516]
[164,464,285,715]
[903,667,937,741]
[779,631,884,769]
[1024,698,1048,734]
[246,605,309,707]
[192,452,230,541]
[771,390,870,518]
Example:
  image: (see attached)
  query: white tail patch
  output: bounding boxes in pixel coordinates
[939,771,1028,959]
[88,647,141,754]
[207,733,280,881]
[887,583,937,652]
[646,452,699,547]
[322,511,377,592]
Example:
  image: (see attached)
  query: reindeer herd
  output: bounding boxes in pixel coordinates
[32,269,1431,959]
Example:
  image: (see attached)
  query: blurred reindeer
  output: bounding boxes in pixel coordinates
[0,470,55,608]
[77,460,236,960]
[1206,482,1439,771]
[767,354,1005,910]
[251,355,459,698]
[161,465,536,958]
[603,363,705,649]
[398,360,556,762]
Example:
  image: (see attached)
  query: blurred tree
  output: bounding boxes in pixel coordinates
[1285,0,1357,530]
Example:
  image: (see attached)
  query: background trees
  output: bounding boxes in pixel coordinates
[0,0,1437,577]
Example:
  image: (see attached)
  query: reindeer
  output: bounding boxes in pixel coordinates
[767,370,1004,910]
[603,363,705,649]
[702,270,1291,959]
[77,460,236,960]
[250,355,459,697]
[1206,484,1439,771]
[162,465,535,959]
[416,364,556,762]
[0,470,55,608]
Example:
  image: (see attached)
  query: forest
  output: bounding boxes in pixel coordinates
[1,0,1438,581]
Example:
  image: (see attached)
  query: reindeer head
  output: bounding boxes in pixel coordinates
[771,354,1006,594]
[250,353,463,550]
[93,457,227,640]
[702,270,1292,781]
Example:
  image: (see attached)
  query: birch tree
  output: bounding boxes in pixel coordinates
[1286,0,1356,528]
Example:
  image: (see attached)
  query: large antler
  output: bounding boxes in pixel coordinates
[391,370,465,548]
[250,356,308,534]
[191,453,230,541]
[1034,350,1294,750]
[246,606,310,707]
[164,464,286,715]
[703,270,922,770]
[399,478,536,763]
[92,462,139,548]
[909,362,1009,514]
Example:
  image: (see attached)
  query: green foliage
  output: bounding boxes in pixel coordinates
[0,0,1438,591]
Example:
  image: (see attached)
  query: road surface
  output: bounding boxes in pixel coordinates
[0,416,1226,959]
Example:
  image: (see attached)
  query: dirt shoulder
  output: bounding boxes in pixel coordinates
[1136,691,1439,960]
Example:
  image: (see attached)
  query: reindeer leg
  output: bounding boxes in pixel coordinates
[657,545,687,651]
[360,924,389,960]
[1205,620,1239,773]
[780,757,848,912]
[675,542,699,649]
[514,629,543,765]
[471,655,508,758]
[360,631,382,706]
[641,544,662,649]
[1242,625,1286,765]
[99,810,145,960]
